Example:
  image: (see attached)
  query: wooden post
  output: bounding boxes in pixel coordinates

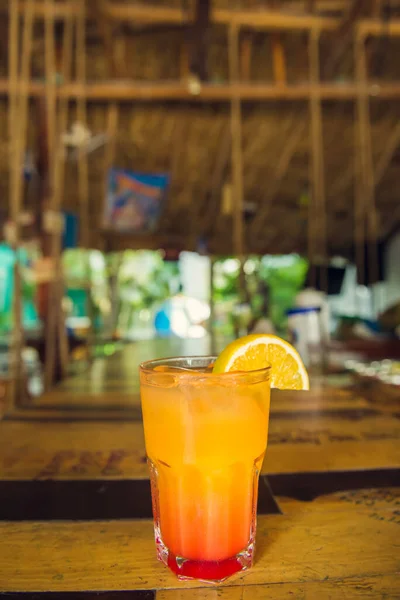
[7,0,22,410]
[54,7,74,380]
[43,0,59,390]
[229,24,245,297]
[76,0,89,250]
[75,0,93,350]
[209,256,216,354]
[355,31,378,287]
[309,28,327,291]
[8,0,34,408]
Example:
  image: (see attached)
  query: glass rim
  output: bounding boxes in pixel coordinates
[139,355,271,383]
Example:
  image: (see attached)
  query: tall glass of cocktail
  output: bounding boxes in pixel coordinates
[140,356,271,583]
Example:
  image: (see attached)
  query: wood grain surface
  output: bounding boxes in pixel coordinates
[1,408,398,481]
[157,575,400,599]
[0,341,398,596]
[0,503,398,592]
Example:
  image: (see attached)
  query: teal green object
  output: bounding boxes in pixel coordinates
[0,244,14,331]
[0,243,39,331]
[67,288,88,318]
[0,244,14,312]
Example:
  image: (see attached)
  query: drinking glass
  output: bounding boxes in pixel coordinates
[140,356,271,583]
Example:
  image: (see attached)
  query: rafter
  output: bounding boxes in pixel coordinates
[10,1,340,31]
[3,80,400,101]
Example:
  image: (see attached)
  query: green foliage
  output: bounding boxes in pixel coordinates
[212,254,309,336]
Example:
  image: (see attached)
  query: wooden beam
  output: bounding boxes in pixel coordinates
[309,29,328,289]
[358,19,400,36]
[228,9,339,30]
[76,0,90,249]
[229,24,245,289]
[355,32,379,285]
[12,1,340,31]
[11,2,400,36]
[3,80,400,101]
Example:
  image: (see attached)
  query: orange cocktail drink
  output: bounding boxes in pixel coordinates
[140,356,271,582]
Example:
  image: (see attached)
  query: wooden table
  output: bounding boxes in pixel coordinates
[0,340,399,598]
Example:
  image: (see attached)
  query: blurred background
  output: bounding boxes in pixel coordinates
[1,0,400,409]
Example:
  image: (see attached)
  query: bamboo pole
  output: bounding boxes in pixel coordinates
[102,102,119,246]
[8,0,35,408]
[7,0,20,411]
[355,32,378,287]
[354,105,365,286]
[3,80,400,102]
[43,0,58,390]
[55,6,75,380]
[229,24,245,271]
[309,29,327,290]
[76,0,89,250]
[75,0,93,350]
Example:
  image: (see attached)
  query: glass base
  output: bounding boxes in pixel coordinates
[155,530,255,583]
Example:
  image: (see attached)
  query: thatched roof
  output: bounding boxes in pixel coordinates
[2,0,400,257]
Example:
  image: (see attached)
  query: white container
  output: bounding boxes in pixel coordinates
[287,306,325,368]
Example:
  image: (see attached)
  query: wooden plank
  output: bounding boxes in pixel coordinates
[32,390,141,407]
[0,407,398,480]
[157,574,400,599]
[9,3,400,36]
[10,1,340,30]
[359,18,400,36]
[4,407,141,422]
[0,508,398,591]
[278,486,400,514]
[3,80,400,101]
[0,421,147,480]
